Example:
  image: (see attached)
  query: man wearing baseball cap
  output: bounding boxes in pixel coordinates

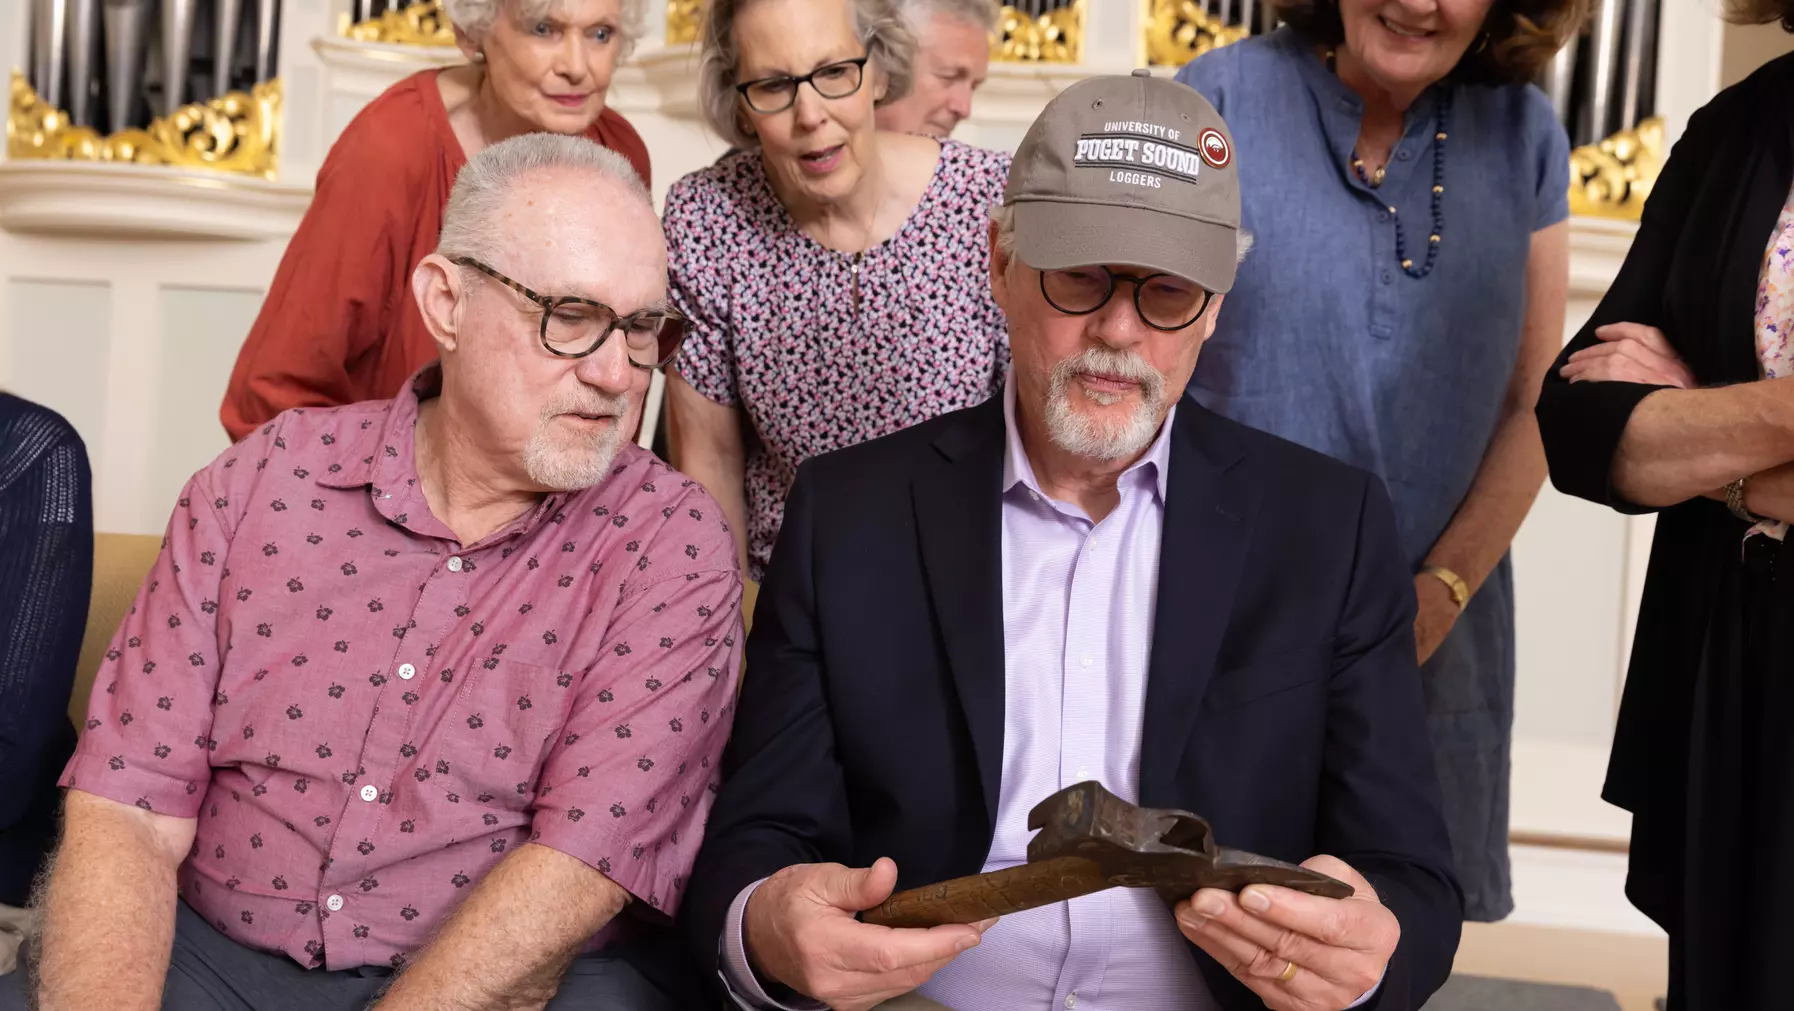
[681,71,1462,1011]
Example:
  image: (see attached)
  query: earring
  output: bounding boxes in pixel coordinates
[1473,31,1489,53]
[472,50,486,62]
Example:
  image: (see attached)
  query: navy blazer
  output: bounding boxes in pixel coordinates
[679,395,1462,1010]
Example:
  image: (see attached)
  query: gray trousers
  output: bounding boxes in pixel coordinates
[0,900,692,1011]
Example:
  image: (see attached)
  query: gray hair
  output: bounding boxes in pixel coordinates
[896,0,1000,34]
[698,0,918,150]
[444,0,647,58]
[437,133,649,264]
[989,201,1256,265]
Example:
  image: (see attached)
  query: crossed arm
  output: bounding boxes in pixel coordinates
[33,792,630,1011]
[1536,95,1794,516]
[1558,324,1794,518]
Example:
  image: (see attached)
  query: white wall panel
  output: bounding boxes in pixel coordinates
[148,286,266,524]
[5,277,112,451]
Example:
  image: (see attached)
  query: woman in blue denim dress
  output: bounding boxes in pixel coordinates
[1177,0,1582,921]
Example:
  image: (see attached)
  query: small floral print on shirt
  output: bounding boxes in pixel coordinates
[1748,183,1794,541]
[61,367,744,971]
[665,139,1013,579]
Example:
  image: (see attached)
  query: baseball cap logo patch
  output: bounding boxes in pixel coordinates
[1198,128,1231,169]
[1072,131,1204,184]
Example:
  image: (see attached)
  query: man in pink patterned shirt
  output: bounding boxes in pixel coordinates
[9,135,742,1011]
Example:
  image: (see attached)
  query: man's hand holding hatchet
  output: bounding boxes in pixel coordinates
[740,782,1398,1011]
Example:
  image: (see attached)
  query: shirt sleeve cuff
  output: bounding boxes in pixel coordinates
[718,878,827,1011]
[1345,965,1386,1008]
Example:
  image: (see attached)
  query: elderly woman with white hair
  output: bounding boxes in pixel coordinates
[219,0,652,442]
[664,0,1011,580]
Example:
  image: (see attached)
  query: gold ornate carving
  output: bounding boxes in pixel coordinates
[667,0,706,45]
[8,71,281,180]
[338,0,458,46]
[1144,0,1250,66]
[994,1,1085,64]
[1568,117,1662,221]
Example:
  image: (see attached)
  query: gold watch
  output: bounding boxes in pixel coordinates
[1421,565,1469,611]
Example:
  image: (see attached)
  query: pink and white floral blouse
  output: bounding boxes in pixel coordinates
[1750,182,1794,541]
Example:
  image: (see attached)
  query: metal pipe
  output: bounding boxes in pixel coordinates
[1542,38,1577,128]
[1238,0,1254,31]
[1620,0,1657,129]
[255,0,281,82]
[214,0,245,97]
[32,0,71,107]
[1579,0,1623,145]
[159,0,198,114]
[102,0,151,133]
[69,0,101,125]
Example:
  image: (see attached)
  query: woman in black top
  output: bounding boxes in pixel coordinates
[1534,4,1794,1006]
[0,394,91,911]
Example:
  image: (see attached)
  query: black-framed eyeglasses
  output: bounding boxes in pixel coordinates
[735,57,869,114]
[1038,266,1215,332]
[451,256,687,369]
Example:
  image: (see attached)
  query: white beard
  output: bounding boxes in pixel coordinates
[1042,347,1166,461]
[522,393,632,491]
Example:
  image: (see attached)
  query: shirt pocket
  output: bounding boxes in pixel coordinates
[422,659,567,814]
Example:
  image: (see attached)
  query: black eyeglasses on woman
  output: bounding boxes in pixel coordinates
[735,57,870,115]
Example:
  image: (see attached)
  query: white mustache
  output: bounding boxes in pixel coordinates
[1052,348,1165,399]
[545,393,630,420]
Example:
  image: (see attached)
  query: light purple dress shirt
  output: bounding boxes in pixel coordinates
[721,378,1377,1010]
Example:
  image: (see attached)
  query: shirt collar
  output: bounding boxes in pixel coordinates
[1001,369,1175,507]
[310,364,561,545]
[312,365,441,493]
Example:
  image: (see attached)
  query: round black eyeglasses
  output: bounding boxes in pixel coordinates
[1038,266,1215,332]
[452,257,688,369]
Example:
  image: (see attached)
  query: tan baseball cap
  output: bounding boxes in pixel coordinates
[1004,69,1241,294]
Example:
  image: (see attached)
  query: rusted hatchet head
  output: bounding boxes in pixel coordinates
[861,781,1353,929]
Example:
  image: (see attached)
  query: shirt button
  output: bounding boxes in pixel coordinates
[447,556,463,573]
[359,784,378,802]
[398,663,416,680]
[326,894,344,911]
[1066,994,1078,1009]
[1079,657,1092,668]
[1397,148,1412,161]
[1381,271,1394,285]
[1377,210,1389,222]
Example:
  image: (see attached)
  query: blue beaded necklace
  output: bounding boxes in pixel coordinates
[1328,50,1451,281]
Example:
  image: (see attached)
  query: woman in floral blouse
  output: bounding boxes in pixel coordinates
[663,0,1010,579]
[1536,2,1794,1005]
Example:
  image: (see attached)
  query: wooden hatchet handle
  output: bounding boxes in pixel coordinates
[861,856,1109,928]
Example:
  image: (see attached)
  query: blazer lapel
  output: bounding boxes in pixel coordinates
[1140,403,1257,809]
[912,398,1008,828]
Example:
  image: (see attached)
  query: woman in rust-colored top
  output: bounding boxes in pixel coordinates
[220,0,652,441]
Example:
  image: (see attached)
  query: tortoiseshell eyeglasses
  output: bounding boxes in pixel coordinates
[451,256,688,369]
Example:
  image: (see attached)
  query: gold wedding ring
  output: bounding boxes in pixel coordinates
[1275,959,1299,983]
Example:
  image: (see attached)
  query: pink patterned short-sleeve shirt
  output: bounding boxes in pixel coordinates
[666,140,1012,578]
[62,367,743,970]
